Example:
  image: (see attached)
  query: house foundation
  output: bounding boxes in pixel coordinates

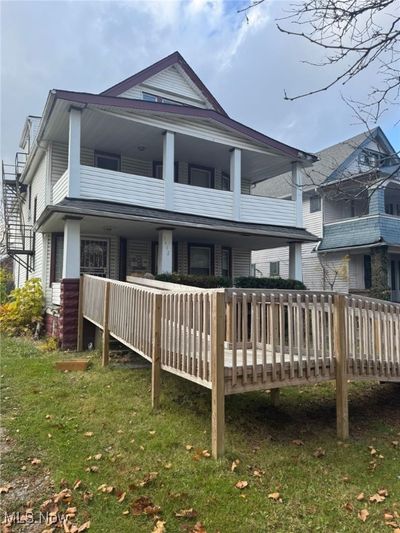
[59,278,80,349]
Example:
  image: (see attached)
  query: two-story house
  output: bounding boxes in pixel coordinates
[2,51,318,348]
[253,127,400,301]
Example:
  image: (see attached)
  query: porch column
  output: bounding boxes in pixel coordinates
[369,186,385,215]
[162,131,175,210]
[62,217,81,278]
[289,162,303,281]
[68,107,81,197]
[289,243,302,281]
[230,148,241,221]
[157,228,173,274]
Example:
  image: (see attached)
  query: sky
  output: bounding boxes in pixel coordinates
[1,0,399,163]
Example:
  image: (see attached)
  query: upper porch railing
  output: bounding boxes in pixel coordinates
[52,165,297,227]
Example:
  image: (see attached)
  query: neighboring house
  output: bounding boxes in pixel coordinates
[2,51,317,348]
[253,127,400,302]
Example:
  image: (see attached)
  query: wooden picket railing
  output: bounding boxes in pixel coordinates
[78,275,400,457]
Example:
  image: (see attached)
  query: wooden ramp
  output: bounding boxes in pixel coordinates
[78,275,400,458]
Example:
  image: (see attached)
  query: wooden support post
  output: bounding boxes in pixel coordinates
[211,291,225,459]
[152,293,162,410]
[77,276,84,352]
[334,294,349,440]
[270,388,280,407]
[102,281,110,367]
[226,302,232,343]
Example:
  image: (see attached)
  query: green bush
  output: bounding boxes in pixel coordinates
[234,276,307,290]
[0,267,14,304]
[155,273,232,288]
[0,278,44,336]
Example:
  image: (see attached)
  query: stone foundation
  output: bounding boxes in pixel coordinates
[59,278,80,350]
[45,311,60,339]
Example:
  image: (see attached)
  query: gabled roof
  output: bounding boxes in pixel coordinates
[254,127,395,198]
[101,51,228,116]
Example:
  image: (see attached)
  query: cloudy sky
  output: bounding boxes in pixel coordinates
[1,0,398,163]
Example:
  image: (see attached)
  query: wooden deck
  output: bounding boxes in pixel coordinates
[78,274,400,457]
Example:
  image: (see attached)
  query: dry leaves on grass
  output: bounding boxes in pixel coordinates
[268,492,283,503]
[175,508,198,519]
[31,458,41,465]
[191,523,207,533]
[131,496,161,517]
[84,432,94,438]
[0,484,12,494]
[231,459,240,472]
[152,520,166,533]
[358,509,369,522]
[235,480,248,490]
[313,448,326,458]
[291,439,304,446]
[356,492,365,501]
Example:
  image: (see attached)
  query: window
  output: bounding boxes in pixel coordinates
[33,197,38,223]
[270,261,280,277]
[359,150,382,168]
[151,242,178,275]
[153,161,179,181]
[189,165,214,189]
[364,255,372,289]
[142,92,158,102]
[221,247,231,278]
[221,172,230,191]
[51,236,110,282]
[189,244,214,276]
[94,151,120,172]
[310,195,321,213]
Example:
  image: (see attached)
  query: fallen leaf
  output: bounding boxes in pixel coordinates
[358,509,369,522]
[144,504,161,516]
[202,450,211,458]
[369,493,385,503]
[231,459,240,472]
[378,488,389,497]
[268,492,282,502]
[0,485,12,494]
[384,513,394,520]
[117,492,126,503]
[131,496,154,516]
[164,462,172,470]
[85,466,99,473]
[77,521,91,532]
[175,508,198,519]
[94,454,102,461]
[235,480,248,490]
[313,448,326,458]
[192,523,207,533]
[149,430,156,435]
[392,440,399,448]
[31,458,41,465]
[356,492,365,501]
[83,491,93,503]
[344,502,354,512]
[73,480,82,490]
[138,472,158,487]
[185,444,193,451]
[152,521,166,533]
[292,439,304,446]
[84,432,94,438]
[122,510,129,516]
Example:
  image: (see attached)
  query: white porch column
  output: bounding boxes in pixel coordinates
[62,217,81,278]
[157,228,173,274]
[162,131,175,210]
[67,107,82,197]
[289,243,302,281]
[230,148,241,221]
[289,162,303,281]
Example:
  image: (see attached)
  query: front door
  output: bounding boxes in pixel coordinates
[80,238,109,277]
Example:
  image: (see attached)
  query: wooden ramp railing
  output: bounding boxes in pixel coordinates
[78,275,400,458]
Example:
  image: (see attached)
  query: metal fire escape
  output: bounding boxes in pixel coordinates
[1,152,34,272]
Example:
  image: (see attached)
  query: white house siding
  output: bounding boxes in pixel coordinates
[119,65,209,109]
[51,142,68,188]
[252,195,324,290]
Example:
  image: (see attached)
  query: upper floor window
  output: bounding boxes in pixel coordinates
[310,195,321,213]
[94,151,120,172]
[142,92,182,105]
[359,149,382,168]
[189,164,214,189]
[221,172,230,191]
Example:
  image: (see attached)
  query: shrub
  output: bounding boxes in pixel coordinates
[0,267,14,304]
[0,278,44,336]
[39,336,59,352]
[234,276,307,290]
[155,273,232,289]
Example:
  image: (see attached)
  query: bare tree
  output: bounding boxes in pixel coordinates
[318,253,350,290]
[239,0,400,124]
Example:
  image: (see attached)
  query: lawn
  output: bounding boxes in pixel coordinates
[1,336,399,532]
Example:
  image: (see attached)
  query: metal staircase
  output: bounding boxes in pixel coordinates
[1,152,34,272]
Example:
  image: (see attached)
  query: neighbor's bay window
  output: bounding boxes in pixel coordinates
[189,244,214,276]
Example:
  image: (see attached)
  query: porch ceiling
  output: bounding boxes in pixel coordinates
[37,198,318,251]
[41,99,308,182]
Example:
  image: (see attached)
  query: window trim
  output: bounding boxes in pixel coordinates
[310,194,321,213]
[221,172,231,191]
[152,160,179,181]
[50,232,64,283]
[221,247,232,278]
[188,243,214,276]
[94,150,121,172]
[188,164,215,189]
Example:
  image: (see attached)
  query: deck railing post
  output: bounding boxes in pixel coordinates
[77,275,84,352]
[102,281,111,367]
[226,302,232,343]
[211,291,225,459]
[334,294,349,440]
[152,293,162,410]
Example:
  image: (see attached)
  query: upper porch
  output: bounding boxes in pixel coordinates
[29,91,314,229]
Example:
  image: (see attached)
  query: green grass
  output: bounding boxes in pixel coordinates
[1,335,399,532]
